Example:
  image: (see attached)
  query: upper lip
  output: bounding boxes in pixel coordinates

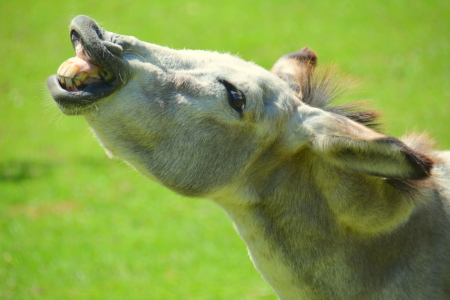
[47,15,130,114]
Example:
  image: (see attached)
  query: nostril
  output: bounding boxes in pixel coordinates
[71,30,81,43]
[92,25,103,40]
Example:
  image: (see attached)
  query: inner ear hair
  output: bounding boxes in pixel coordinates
[271,46,318,98]
[289,47,317,99]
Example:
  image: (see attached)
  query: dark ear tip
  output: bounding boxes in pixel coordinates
[406,152,434,180]
[377,136,434,180]
[286,47,318,64]
[299,47,318,60]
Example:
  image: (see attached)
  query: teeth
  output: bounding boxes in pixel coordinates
[74,79,83,89]
[57,60,67,76]
[74,71,88,81]
[57,60,79,79]
[59,61,71,77]
[64,77,75,91]
[56,57,105,91]
[57,61,81,91]
[63,63,80,78]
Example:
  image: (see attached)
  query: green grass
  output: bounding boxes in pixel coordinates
[0,0,448,299]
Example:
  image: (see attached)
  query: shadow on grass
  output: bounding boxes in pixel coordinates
[0,160,53,182]
[0,156,110,181]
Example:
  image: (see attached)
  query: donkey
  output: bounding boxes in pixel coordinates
[47,16,450,299]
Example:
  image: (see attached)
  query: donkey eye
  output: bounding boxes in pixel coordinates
[218,80,246,112]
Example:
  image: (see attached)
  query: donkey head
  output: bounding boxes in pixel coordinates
[47,16,432,198]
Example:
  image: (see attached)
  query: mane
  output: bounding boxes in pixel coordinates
[299,63,382,131]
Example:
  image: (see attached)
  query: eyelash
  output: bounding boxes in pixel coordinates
[218,79,246,113]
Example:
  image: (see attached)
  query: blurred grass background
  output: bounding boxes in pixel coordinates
[0,0,448,299]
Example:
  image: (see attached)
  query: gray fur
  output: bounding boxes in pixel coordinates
[48,16,450,299]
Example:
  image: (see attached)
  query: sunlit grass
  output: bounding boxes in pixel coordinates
[0,0,448,299]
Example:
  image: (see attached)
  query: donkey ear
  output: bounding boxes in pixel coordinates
[290,107,433,180]
[271,47,317,98]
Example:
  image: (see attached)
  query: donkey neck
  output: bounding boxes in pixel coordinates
[212,148,424,299]
[212,150,340,299]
